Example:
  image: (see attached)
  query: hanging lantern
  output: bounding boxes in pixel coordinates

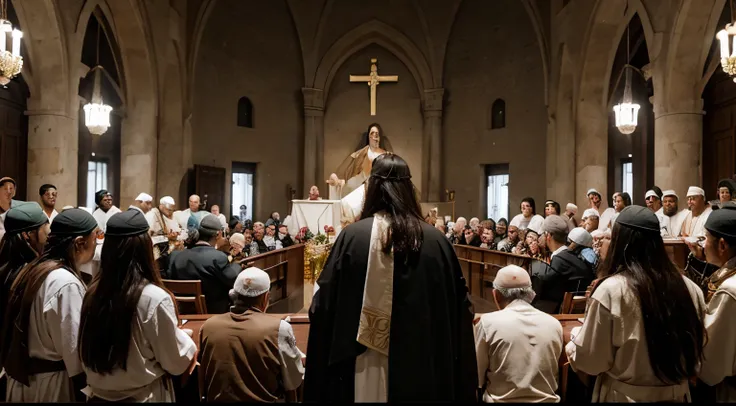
[613,67,640,135]
[83,67,112,135]
[0,12,24,86]
[717,24,736,81]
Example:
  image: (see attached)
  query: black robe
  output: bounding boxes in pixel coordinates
[303,217,477,402]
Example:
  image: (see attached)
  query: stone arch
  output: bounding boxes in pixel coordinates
[186,0,217,114]
[575,0,656,210]
[521,0,551,106]
[312,19,434,103]
[72,0,159,205]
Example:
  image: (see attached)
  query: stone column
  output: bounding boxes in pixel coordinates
[26,109,78,208]
[302,88,324,195]
[422,88,444,202]
[654,107,704,198]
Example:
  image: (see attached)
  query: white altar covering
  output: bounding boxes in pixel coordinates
[290,199,343,237]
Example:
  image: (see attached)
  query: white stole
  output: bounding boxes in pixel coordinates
[354,212,393,402]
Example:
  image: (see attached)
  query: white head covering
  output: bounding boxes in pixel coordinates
[509,216,522,229]
[494,265,531,288]
[527,215,545,234]
[582,208,599,220]
[662,190,678,199]
[229,232,245,248]
[230,267,270,297]
[456,217,467,227]
[568,227,593,248]
[687,186,705,198]
[566,203,578,214]
[645,190,658,200]
[590,229,604,239]
[135,193,153,202]
[587,188,601,197]
[160,196,175,207]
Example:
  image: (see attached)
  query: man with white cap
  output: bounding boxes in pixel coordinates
[645,189,663,213]
[128,192,153,214]
[563,203,578,231]
[582,208,599,233]
[497,216,521,252]
[681,186,713,238]
[660,190,687,237]
[146,196,182,269]
[199,267,305,402]
[475,265,563,403]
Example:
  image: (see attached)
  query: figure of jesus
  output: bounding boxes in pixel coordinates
[327,123,390,200]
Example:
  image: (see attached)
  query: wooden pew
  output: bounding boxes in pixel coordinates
[237,244,305,314]
[453,245,531,299]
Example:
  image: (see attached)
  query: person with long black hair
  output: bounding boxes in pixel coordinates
[78,210,196,402]
[305,153,477,402]
[565,205,706,402]
[0,209,99,402]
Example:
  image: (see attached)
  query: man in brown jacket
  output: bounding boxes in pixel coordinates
[199,267,304,402]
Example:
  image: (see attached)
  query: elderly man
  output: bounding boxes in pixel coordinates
[38,184,58,223]
[210,205,228,231]
[475,265,563,403]
[199,267,304,402]
[681,186,713,238]
[174,194,208,229]
[308,185,322,201]
[696,204,736,401]
[146,196,181,237]
[660,190,687,237]
[129,193,153,214]
[563,203,578,231]
[450,217,467,244]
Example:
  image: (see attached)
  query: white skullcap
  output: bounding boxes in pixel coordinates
[528,215,545,234]
[587,188,601,197]
[687,186,705,198]
[470,217,480,224]
[494,265,531,289]
[645,190,658,200]
[590,229,604,239]
[135,193,153,202]
[582,208,599,219]
[568,227,593,248]
[159,196,175,207]
[230,267,270,298]
[662,190,678,199]
[456,217,467,225]
[566,203,578,214]
[509,216,521,228]
[229,232,245,247]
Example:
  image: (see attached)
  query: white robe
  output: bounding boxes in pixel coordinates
[45,209,58,223]
[6,268,86,402]
[510,214,532,230]
[598,208,616,232]
[565,274,705,402]
[145,209,181,237]
[475,300,562,403]
[82,284,197,402]
[680,207,713,238]
[698,257,736,402]
[660,210,687,238]
[92,206,122,232]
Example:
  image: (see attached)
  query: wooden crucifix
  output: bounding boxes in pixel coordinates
[349,58,398,116]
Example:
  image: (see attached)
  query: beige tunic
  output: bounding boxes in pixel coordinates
[6,268,86,402]
[475,300,563,403]
[698,257,736,402]
[82,284,197,402]
[565,274,705,402]
[680,207,713,238]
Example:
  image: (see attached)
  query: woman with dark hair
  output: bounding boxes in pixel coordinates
[543,200,561,217]
[78,210,196,402]
[565,206,706,402]
[0,209,99,402]
[494,218,508,245]
[305,153,476,402]
[327,123,392,199]
[511,197,543,231]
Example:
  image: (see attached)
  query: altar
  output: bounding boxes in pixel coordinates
[290,199,343,237]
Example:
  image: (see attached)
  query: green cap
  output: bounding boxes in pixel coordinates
[4,202,49,235]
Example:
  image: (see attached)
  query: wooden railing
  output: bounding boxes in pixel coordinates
[238,244,305,313]
[453,245,531,300]
[663,239,689,271]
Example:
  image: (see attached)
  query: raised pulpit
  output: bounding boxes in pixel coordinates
[290,199,343,237]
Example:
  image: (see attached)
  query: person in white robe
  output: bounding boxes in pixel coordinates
[660,190,687,237]
[91,189,122,232]
[510,197,538,230]
[689,204,736,401]
[210,204,228,231]
[475,265,562,403]
[173,194,209,229]
[680,186,713,238]
[0,209,100,402]
[128,193,153,215]
[78,210,197,402]
[566,205,706,402]
[38,184,58,223]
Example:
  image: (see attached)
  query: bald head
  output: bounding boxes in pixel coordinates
[189,194,200,212]
[492,265,535,308]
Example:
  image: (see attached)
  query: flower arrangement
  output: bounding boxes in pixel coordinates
[296,226,314,243]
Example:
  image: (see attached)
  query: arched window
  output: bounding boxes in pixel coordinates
[491,99,506,129]
[237,97,254,128]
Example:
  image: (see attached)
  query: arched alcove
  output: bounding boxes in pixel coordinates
[237,96,254,128]
[490,99,506,129]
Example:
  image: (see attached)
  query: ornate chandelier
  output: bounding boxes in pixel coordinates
[717,0,736,81]
[83,22,112,135]
[83,67,112,135]
[0,0,23,86]
[613,22,640,135]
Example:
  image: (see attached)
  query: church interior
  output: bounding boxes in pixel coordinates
[1,0,736,403]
